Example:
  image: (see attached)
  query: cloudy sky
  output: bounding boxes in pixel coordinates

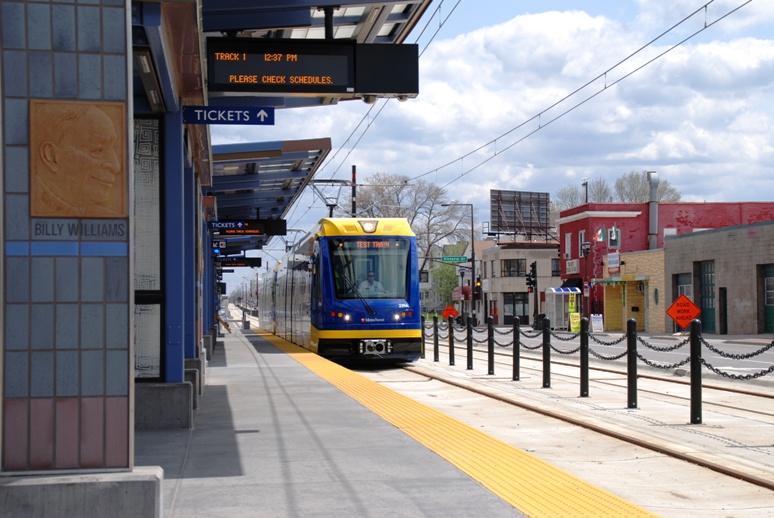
[214,0,773,282]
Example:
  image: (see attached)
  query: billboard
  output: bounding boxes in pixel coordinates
[489,190,550,236]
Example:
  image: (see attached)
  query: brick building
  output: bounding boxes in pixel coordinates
[558,173,774,333]
[664,221,774,335]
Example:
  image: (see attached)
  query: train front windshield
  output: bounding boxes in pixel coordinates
[329,238,410,299]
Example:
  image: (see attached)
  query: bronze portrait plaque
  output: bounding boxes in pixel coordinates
[30,100,127,218]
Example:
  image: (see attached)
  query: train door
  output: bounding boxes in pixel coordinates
[699,260,716,333]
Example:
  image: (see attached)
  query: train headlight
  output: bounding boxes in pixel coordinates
[393,313,401,321]
[343,314,350,321]
[358,220,378,233]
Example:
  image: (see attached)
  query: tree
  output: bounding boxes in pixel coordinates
[342,172,471,272]
[553,172,681,214]
[587,177,613,202]
[432,262,460,309]
[614,171,681,202]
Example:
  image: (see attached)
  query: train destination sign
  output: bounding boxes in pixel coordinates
[207,39,354,94]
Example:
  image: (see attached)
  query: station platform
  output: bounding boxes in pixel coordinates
[137,322,774,516]
[135,327,655,517]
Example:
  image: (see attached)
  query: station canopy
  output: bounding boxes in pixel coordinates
[132,1,432,254]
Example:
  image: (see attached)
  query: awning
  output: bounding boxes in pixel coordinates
[560,278,583,289]
[547,287,581,293]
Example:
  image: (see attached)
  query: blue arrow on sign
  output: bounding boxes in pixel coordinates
[183,106,275,125]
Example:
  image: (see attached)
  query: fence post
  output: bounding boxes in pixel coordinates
[433,315,439,362]
[487,317,495,375]
[513,318,520,381]
[466,317,473,370]
[690,319,703,424]
[448,316,455,366]
[627,318,637,409]
[580,317,589,397]
[542,317,551,388]
[421,315,426,359]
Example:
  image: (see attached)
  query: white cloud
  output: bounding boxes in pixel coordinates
[214,2,774,237]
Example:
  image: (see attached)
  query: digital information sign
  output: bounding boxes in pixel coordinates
[207,39,354,94]
[217,257,263,268]
[209,219,287,236]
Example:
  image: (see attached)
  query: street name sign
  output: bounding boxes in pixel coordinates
[442,256,467,263]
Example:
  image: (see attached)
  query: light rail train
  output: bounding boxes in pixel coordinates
[258,218,422,361]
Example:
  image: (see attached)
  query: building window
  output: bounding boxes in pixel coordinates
[503,292,530,325]
[766,277,774,306]
[609,226,620,248]
[501,258,525,277]
[420,270,429,282]
[551,258,560,277]
[564,233,572,259]
[676,273,692,299]
[578,230,586,255]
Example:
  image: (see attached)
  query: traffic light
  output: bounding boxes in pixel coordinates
[474,277,482,300]
[526,262,538,293]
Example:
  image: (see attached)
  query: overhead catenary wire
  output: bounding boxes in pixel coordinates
[283,1,463,226]
[429,0,754,189]
[285,0,751,232]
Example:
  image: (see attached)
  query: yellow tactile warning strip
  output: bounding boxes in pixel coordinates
[257,332,656,517]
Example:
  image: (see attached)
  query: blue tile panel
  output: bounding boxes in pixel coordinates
[3,0,132,471]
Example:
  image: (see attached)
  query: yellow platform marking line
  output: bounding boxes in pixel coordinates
[258,332,655,517]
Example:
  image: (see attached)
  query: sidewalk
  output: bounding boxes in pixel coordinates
[135,329,523,518]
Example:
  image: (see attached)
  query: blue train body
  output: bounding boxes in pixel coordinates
[258,218,422,361]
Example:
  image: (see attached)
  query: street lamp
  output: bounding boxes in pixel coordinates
[442,203,475,323]
[582,177,589,204]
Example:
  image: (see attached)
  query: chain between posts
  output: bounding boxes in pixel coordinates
[422,315,774,423]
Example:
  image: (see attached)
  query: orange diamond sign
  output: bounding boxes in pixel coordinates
[666,294,701,329]
[441,305,458,320]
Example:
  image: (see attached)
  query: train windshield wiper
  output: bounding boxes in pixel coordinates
[340,273,376,316]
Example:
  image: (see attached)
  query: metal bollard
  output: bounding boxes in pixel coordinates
[690,319,703,424]
[448,316,455,366]
[513,319,520,381]
[580,317,589,397]
[542,317,551,388]
[627,318,638,409]
[421,316,426,359]
[433,315,440,362]
[487,317,495,375]
[466,317,474,370]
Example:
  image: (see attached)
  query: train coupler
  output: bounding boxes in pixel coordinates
[358,340,393,355]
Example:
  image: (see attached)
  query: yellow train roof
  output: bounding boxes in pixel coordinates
[317,218,415,237]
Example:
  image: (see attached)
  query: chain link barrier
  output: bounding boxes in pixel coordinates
[423,317,774,380]
[422,316,774,421]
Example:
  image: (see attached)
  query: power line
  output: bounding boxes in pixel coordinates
[285,0,464,228]
[289,0,751,227]
[419,0,753,188]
